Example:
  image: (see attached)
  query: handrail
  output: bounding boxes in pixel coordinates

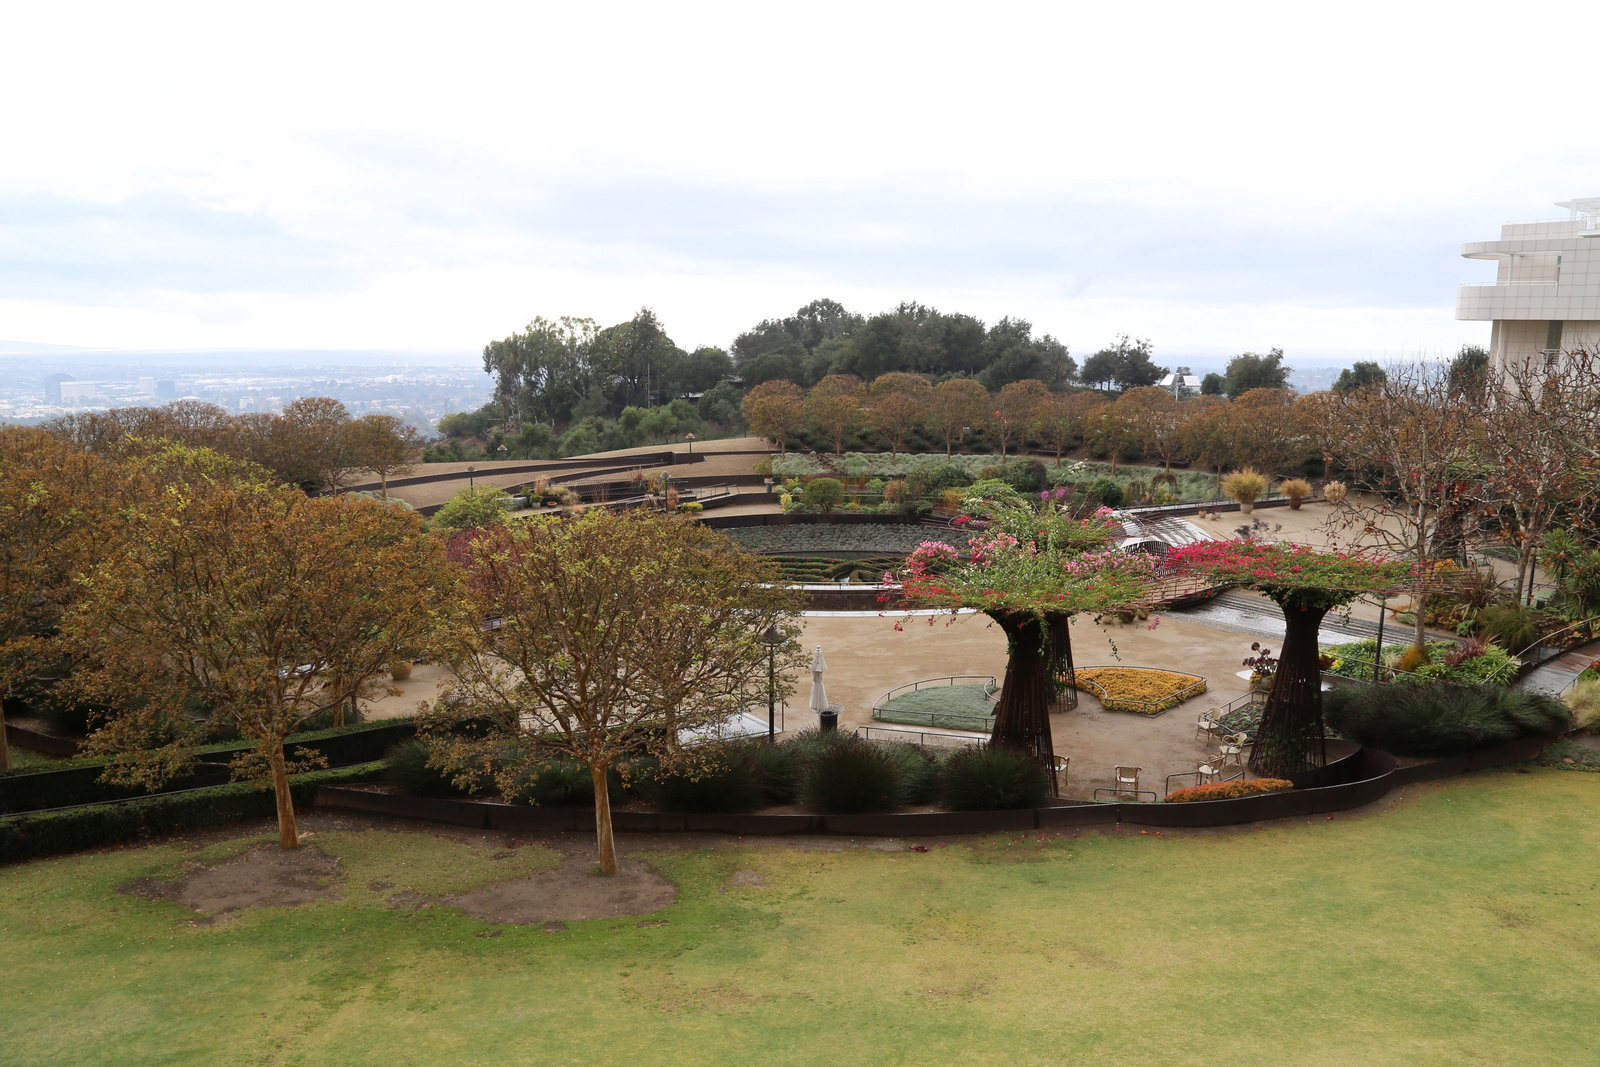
[853,724,987,749]
[1092,787,1158,803]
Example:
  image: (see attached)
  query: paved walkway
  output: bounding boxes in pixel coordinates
[1518,642,1600,696]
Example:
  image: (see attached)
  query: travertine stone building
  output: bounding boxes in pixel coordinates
[1457,198,1600,371]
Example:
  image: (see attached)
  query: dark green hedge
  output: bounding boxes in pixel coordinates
[0,719,414,816]
[0,762,386,866]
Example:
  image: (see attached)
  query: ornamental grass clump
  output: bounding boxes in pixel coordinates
[1322,682,1569,758]
[638,750,766,814]
[938,747,1048,811]
[797,734,904,813]
[1564,677,1600,732]
[1280,478,1313,509]
[1221,469,1268,513]
[384,739,467,797]
[748,741,802,804]
[1165,778,1292,803]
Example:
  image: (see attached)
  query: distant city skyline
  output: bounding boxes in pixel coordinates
[4,3,1593,363]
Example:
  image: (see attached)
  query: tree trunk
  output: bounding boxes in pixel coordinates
[379,471,388,499]
[986,611,1058,776]
[1047,612,1077,711]
[270,741,299,848]
[592,761,617,875]
[1055,445,1063,467]
[0,707,10,771]
[1413,526,1429,650]
[1109,452,1118,474]
[1250,601,1329,777]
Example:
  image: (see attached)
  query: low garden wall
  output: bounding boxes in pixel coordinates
[313,733,1553,837]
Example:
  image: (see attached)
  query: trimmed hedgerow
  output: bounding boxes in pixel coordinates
[1166,778,1292,803]
[0,719,416,817]
[938,747,1048,811]
[0,762,385,866]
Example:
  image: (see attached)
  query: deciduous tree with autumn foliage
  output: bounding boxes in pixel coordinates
[63,481,446,848]
[425,509,804,874]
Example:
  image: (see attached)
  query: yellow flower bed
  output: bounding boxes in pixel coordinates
[1074,667,1208,715]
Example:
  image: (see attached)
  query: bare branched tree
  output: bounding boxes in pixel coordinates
[1321,362,1483,649]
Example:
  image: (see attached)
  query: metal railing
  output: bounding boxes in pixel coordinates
[853,724,987,749]
[1092,787,1158,803]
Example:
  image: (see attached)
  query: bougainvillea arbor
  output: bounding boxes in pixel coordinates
[896,500,1157,783]
[1166,540,1413,776]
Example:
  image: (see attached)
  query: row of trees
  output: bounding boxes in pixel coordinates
[478,298,1305,434]
[1,427,803,871]
[741,371,1314,478]
[40,398,422,495]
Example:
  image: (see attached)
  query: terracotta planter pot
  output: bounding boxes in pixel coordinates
[1287,498,1303,510]
[390,661,414,682]
[1239,502,1254,515]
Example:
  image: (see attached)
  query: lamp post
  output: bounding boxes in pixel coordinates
[466,466,476,489]
[685,431,695,456]
[760,623,783,741]
[496,444,508,458]
[1372,595,1386,684]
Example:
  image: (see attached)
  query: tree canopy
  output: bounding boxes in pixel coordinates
[425,510,803,874]
[1168,540,1412,775]
[1222,348,1291,398]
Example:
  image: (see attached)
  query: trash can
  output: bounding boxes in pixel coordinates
[819,709,838,733]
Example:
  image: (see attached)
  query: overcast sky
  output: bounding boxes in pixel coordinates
[2,0,1595,364]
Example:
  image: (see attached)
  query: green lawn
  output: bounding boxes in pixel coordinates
[876,683,997,730]
[3,768,1600,1064]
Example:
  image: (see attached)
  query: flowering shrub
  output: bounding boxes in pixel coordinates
[1165,778,1293,803]
[897,501,1155,616]
[1322,638,1518,684]
[1165,541,1413,604]
[1074,667,1207,714]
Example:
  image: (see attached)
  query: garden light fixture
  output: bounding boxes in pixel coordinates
[761,623,783,741]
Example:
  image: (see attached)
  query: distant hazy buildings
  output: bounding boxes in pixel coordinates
[58,381,99,403]
[1458,198,1600,372]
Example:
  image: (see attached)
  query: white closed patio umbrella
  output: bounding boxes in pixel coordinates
[808,646,830,714]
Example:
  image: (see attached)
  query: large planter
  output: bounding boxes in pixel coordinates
[1239,501,1254,515]
[1287,498,1303,510]
[390,661,414,682]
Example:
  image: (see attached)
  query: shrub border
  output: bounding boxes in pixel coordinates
[314,734,1555,837]
[0,763,387,866]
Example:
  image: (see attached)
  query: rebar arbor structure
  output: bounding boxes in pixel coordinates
[1166,541,1413,777]
[896,501,1157,788]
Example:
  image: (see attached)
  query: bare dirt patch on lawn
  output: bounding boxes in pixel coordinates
[445,851,676,925]
[119,843,343,920]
